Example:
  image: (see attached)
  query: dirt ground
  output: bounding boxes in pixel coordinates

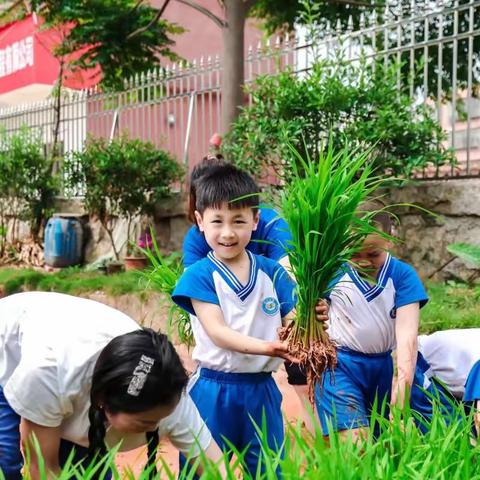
[115,344,306,478]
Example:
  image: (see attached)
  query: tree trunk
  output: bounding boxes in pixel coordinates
[221,0,249,134]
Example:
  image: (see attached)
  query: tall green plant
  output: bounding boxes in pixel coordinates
[67,135,183,260]
[279,140,386,399]
[139,231,193,347]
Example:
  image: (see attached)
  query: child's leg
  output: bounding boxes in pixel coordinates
[315,349,370,439]
[240,375,283,478]
[368,354,393,437]
[0,385,23,480]
[179,369,240,476]
[462,359,480,436]
[410,353,457,433]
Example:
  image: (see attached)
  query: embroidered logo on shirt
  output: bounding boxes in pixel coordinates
[262,297,280,315]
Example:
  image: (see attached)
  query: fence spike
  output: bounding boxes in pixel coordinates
[384,0,392,21]
[325,20,332,37]
[335,18,342,35]
[347,15,354,33]
[359,12,366,29]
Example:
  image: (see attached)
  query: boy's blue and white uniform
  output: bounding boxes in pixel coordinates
[315,254,428,433]
[411,329,480,430]
[182,207,292,267]
[172,251,296,475]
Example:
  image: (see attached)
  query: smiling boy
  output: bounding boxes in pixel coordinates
[316,213,429,439]
[172,164,297,476]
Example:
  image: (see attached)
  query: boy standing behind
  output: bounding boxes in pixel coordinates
[172,164,297,475]
[316,213,429,439]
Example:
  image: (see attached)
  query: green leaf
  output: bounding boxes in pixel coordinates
[447,243,480,268]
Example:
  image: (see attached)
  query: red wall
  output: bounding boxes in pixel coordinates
[156,0,264,62]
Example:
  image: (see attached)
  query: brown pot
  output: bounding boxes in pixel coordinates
[106,262,124,275]
[124,255,148,271]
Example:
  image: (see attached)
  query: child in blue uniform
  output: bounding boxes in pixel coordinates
[182,156,328,425]
[172,164,297,476]
[411,329,480,434]
[316,213,429,438]
[183,156,293,268]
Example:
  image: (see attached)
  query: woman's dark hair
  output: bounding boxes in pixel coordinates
[188,155,228,224]
[195,163,260,216]
[88,329,188,479]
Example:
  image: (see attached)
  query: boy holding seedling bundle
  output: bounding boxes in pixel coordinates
[315,212,429,438]
[411,328,480,434]
[172,164,297,476]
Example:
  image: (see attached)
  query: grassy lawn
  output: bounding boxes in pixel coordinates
[0,267,148,297]
[420,281,480,334]
[0,268,477,335]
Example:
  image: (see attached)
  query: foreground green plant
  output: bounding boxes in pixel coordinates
[279,140,387,399]
[12,402,480,480]
[140,231,193,347]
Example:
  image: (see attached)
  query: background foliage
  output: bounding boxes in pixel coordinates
[67,135,183,259]
[0,128,59,248]
[224,57,453,182]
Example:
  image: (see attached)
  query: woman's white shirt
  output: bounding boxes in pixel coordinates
[0,292,211,455]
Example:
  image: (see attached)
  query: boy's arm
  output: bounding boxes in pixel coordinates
[392,302,420,408]
[192,299,296,361]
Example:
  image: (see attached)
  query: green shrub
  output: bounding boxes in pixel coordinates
[66,135,184,259]
[0,127,59,245]
[224,58,453,183]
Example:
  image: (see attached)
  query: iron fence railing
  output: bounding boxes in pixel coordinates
[0,0,478,195]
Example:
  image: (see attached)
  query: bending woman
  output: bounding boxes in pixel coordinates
[0,292,222,480]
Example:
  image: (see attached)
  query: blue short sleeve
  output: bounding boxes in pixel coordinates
[182,226,211,267]
[392,260,428,309]
[255,208,293,261]
[172,260,219,315]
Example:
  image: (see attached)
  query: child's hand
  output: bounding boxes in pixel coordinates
[315,299,329,322]
[265,341,300,363]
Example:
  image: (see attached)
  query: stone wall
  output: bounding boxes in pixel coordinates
[388,178,480,282]
[8,182,480,281]
[53,194,191,263]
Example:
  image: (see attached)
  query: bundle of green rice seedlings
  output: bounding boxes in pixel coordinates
[279,140,385,401]
[139,231,194,347]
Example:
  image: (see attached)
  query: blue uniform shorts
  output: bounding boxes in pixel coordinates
[464,359,480,403]
[315,347,393,434]
[410,352,457,433]
[180,368,283,477]
[0,385,111,479]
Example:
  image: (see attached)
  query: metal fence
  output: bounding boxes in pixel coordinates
[0,0,478,194]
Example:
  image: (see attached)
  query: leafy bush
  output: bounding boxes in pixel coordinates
[223,58,453,182]
[67,135,184,259]
[0,127,59,247]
